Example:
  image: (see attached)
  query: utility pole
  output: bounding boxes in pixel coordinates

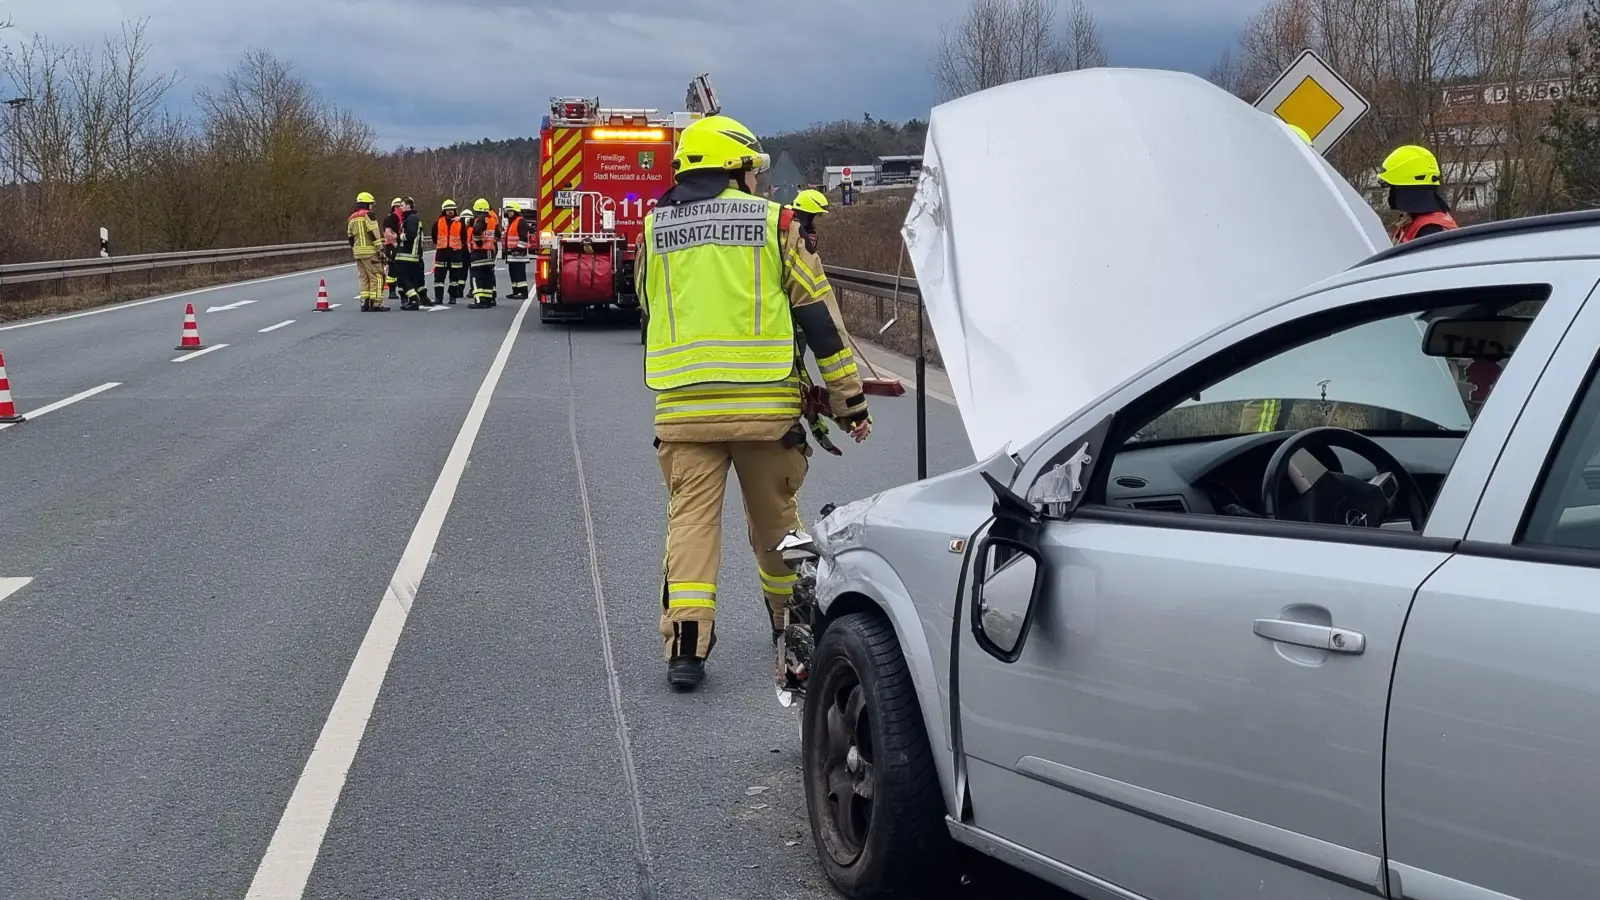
[5,97,33,200]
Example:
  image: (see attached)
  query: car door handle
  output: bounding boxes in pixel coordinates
[1253,618,1365,654]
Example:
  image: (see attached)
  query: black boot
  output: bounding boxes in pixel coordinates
[434,285,445,304]
[667,657,705,691]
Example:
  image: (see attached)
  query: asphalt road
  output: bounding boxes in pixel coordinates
[0,262,1074,900]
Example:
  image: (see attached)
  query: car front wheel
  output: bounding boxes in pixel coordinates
[803,611,950,898]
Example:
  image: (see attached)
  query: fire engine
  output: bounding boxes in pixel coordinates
[532,75,721,326]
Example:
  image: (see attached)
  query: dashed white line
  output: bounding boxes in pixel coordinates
[325,303,341,309]
[259,320,296,333]
[0,382,121,432]
[0,266,347,332]
[243,297,532,900]
[172,344,228,363]
[0,577,33,602]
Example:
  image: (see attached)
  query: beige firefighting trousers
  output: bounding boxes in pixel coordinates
[657,438,810,661]
[355,255,384,302]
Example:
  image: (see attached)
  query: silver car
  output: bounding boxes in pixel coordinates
[790,70,1600,900]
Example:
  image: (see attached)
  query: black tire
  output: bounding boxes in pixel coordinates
[803,611,951,898]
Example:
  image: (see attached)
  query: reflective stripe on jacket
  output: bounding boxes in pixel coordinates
[642,189,794,393]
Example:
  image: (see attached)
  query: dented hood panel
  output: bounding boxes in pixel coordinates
[902,68,1391,459]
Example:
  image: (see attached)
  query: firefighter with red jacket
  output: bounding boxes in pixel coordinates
[1378,145,1458,243]
[380,197,404,300]
[502,202,533,299]
[432,199,466,305]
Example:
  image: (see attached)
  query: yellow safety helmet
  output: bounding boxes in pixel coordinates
[506,201,521,212]
[1288,124,1312,145]
[473,198,490,212]
[793,188,829,215]
[1378,145,1442,186]
[355,191,375,204]
[672,114,770,175]
[441,198,457,210]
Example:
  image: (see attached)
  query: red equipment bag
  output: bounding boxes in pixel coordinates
[559,242,615,303]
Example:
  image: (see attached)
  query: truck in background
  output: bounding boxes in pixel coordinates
[532,76,720,327]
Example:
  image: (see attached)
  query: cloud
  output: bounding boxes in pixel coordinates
[1,0,1267,148]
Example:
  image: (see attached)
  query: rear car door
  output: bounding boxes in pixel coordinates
[955,262,1600,900]
[1385,284,1600,900]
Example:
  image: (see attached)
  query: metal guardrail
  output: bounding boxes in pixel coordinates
[0,241,348,287]
[1,240,915,298]
[822,265,920,300]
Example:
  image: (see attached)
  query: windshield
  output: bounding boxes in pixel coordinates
[1127,305,1540,445]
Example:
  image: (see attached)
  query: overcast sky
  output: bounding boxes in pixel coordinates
[1,0,1266,149]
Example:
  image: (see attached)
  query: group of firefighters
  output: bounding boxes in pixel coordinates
[338,111,1463,693]
[345,195,536,311]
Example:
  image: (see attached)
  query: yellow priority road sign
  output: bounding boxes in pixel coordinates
[1254,49,1370,156]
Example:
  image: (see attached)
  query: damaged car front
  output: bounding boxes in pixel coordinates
[789,66,1479,899]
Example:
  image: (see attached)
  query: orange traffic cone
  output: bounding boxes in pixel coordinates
[175,303,206,351]
[0,349,24,423]
[314,278,331,311]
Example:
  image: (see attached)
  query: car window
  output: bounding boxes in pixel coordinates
[1521,355,1600,551]
[1129,298,1546,445]
[1074,285,1553,531]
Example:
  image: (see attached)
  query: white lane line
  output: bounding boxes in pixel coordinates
[259,320,296,333]
[325,303,341,309]
[0,577,33,602]
[244,297,532,900]
[424,304,450,312]
[0,382,122,432]
[0,264,347,332]
[171,344,228,363]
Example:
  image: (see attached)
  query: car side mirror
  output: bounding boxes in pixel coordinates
[970,536,1046,663]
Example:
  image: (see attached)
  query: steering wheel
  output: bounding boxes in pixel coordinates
[1260,427,1429,531]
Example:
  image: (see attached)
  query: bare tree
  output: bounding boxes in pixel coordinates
[1060,0,1110,70]
[932,0,1108,101]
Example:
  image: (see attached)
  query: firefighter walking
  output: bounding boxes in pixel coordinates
[433,199,466,304]
[347,191,388,311]
[638,114,872,691]
[393,197,428,310]
[503,201,532,299]
[1379,145,1458,243]
[467,198,498,308]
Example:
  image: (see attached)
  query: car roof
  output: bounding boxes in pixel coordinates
[1341,210,1600,283]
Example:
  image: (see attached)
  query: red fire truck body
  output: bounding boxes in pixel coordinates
[533,97,700,324]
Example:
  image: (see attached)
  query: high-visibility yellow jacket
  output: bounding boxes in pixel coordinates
[347,209,380,259]
[640,186,867,442]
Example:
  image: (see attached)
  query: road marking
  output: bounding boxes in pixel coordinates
[424,304,450,312]
[172,344,228,363]
[259,320,296,333]
[0,382,121,432]
[0,265,347,332]
[564,332,657,897]
[206,299,258,313]
[325,303,340,309]
[244,297,532,900]
[0,577,33,602]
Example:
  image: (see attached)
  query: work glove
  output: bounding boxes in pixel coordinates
[841,409,872,443]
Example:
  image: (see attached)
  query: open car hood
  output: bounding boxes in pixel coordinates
[903,68,1399,459]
